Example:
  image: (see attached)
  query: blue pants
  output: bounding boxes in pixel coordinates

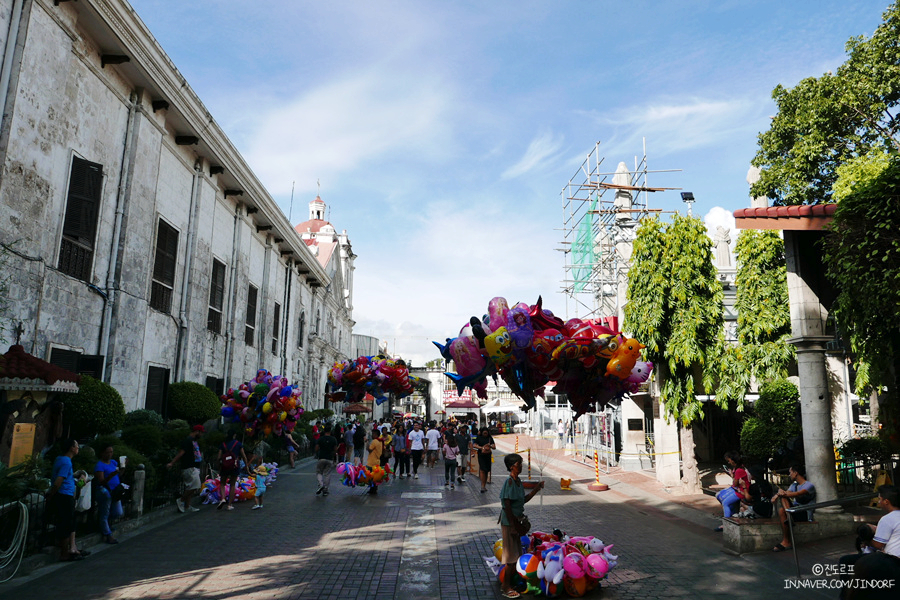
[96,486,123,536]
[716,487,741,518]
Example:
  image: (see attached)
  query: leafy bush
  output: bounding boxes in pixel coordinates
[123,409,164,429]
[199,430,226,457]
[740,379,801,462]
[166,419,189,431]
[0,456,51,503]
[59,375,126,438]
[162,428,190,450]
[121,425,164,457]
[167,381,221,425]
[838,436,891,464]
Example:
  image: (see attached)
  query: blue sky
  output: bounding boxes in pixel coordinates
[128,0,891,366]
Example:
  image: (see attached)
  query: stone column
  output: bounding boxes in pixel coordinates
[783,230,838,506]
[790,337,837,504]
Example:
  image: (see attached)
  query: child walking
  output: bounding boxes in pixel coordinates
[252,465,268,510]
[442,434,460,490]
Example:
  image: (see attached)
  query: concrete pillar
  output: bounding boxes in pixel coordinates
[655,417,681,487]
[791,337,838,504]
[129,468,145,517]
[618,395,645,471]
[783,230,838,506]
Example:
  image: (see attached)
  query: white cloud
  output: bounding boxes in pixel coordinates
[502,130,565,179]
[351,200,561,366]
[588,96,768,161]
[242,68,455,196]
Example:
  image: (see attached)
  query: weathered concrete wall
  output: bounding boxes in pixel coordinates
[0,0,352,414]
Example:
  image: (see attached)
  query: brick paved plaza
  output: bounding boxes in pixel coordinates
[2,440,850,600]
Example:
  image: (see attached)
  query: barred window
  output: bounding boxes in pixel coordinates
[271,302,281,355]
[245,284,258,346]
[58,157,103,281]
[207,259,226,333]
[150,220,178,313]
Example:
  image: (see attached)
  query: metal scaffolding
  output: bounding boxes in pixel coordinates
[559,140,677,322]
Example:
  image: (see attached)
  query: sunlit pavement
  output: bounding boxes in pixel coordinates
[1,442,848,599]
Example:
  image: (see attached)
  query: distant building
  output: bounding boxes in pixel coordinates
[0,0,353,412]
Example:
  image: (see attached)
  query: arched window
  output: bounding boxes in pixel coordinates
[298,312,306,348]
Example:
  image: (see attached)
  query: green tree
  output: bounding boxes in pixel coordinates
[60,375,126,438]
[740,379,801,463]
[751,1,900,206]
[624,214,724,492]
[823,150,900,445]
[167,381,221,424]
[717,230,794,406]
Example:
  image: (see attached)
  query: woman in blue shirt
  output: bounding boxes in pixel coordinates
[94,444,124,544]
[48,438,84,561]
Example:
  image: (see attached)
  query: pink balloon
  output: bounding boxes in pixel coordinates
[563,553,585,579]
[584,553,609,579]
[487,297,510,332]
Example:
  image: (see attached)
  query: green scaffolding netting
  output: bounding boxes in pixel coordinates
[572,197,597,292]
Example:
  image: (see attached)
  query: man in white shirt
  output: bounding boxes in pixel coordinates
[425,425,442,469]
[407,422,426,479]
[838,485,900,598]
[872,485,900,557]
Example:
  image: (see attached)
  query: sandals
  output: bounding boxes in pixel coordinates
[60,554,84,562]
[501,590,521,599]
[772,543,791,552]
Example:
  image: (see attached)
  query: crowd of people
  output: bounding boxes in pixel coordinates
[309,416,493,494]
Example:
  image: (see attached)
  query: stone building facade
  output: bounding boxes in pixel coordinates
[0,0,354,412]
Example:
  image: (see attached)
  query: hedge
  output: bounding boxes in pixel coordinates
[59,375,126,439]
[167,381,221,424]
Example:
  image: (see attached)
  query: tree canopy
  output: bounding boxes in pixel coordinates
[624,214,724,425]
[716,230,794,407]
[823,149,900,444]
[751,1,900,205]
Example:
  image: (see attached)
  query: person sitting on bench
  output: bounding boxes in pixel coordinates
[772,464,815,552]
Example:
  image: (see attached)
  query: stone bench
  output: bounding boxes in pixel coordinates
[722,511,857,554]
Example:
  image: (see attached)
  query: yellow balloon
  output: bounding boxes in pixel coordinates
[279,411,287,422]
[493,539,503,561]
[262,402,273,414]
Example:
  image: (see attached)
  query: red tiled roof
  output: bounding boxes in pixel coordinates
[0,345,81,390]
[734,203,837,231]
[294,219,332,234]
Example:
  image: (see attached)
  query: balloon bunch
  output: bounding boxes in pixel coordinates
[220,370,304,437]
[336,462,393,487]
[326,355,419,405]
[199,463,280,504]
[486,530,618,598]
[434,296,653,417]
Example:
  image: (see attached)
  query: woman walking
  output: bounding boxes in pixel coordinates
[442,434,460,490]
[473,427,496,493]
[393,424,410,478]
[366,427,385,495]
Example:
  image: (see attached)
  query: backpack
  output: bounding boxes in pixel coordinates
[222,441,239,471]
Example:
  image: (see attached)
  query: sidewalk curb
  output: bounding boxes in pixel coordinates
[493,436,723,530]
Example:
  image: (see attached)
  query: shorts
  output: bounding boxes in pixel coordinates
[51,493,76,538]
[182,467,201,491]
[220,468,239,481]
[427,449,439,461]
[500,524,523,564]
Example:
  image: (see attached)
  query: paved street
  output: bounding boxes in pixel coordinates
[2,441,851,600]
